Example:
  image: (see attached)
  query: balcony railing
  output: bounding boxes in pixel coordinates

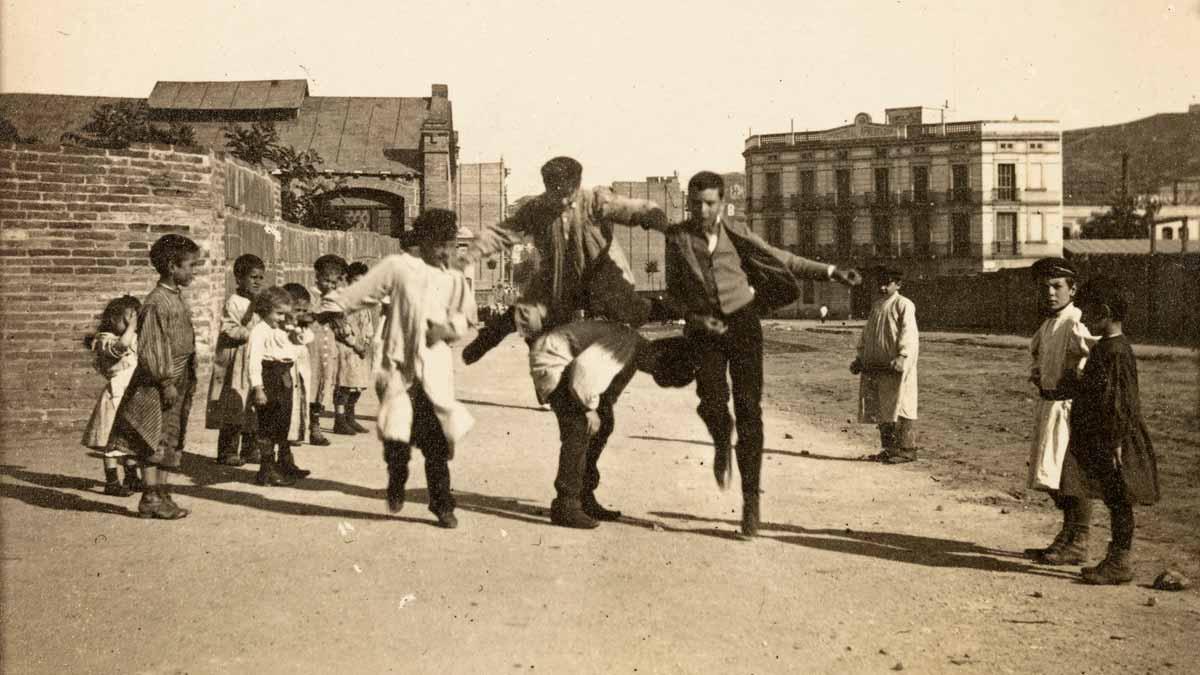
[899,190,937,208]
[748,195,786,212]
[864,191,894,209]
[991,241,1022,257]
[825,192,856,210]
[946,187,979,204]
[790,193,821,211]
[992,187,1021,202]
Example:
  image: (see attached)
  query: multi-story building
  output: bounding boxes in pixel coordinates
[611,175,684,291]
[456,160,509,293]
[744,107,1062,315]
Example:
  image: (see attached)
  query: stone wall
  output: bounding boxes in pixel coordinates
[0,143,401,436]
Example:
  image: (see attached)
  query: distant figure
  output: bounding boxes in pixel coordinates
[1059,276,1160,585]
[851,267,919,464]
[819,304,829,324]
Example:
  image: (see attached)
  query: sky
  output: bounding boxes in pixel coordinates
[2,0,1198,197]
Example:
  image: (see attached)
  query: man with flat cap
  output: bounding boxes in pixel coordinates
[1024,256,1097,564]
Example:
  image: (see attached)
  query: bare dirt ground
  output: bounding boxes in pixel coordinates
[2,326,1198,675]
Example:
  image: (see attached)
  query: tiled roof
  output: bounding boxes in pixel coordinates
[0,81,454,176]
[148,80,309,110]
[1063,239,1199,255]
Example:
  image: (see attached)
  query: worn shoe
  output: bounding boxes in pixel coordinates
[216,454,246,467]
[332,414,357,435]
[104,481,133,497]
[435,510,459,529]
[122,470,144,493]
[158,489,191,518]
[882,448,917,464]
[309,426,331,447]
[1024,525,1071,559]
[1081,546,1133,585]
[137,489,189,520]
[240,445,263,464]
[740,496,761,538]
[712,444,732,490]
[276,449,311,479]
[255,457,298,487]
[550,500,599,529]
[346,404,369,434]
[581,493,622,521]
[1038,527,1090,566]
[462,325,509,365]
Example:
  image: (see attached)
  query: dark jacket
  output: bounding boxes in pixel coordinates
[663,216,832,316]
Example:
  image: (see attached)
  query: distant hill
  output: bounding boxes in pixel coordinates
[1064,109,1200,205]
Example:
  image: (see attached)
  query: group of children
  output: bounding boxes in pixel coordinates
[851,257,1159,585]
[81,219,1160,582]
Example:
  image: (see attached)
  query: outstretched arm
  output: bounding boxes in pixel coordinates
[467,204,534,261]
[593,186,669,232]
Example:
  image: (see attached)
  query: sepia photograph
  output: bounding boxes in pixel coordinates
[1,1,1198,672]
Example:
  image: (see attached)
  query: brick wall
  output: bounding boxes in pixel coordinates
[0,143,401,437]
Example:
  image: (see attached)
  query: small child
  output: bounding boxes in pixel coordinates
[81,294,143,496]
[247,286,310,486]
[1024,257,1095,565]
[332,261,374,435]
[206,253,265,466]
[1061,276,1159,584]
[851,267,919,464]
[106,234,201,520]
[307,254,353,446]
[283,283,316,454]
[319,209,475,529]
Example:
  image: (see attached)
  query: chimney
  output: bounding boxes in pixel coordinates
[432,84,448,99]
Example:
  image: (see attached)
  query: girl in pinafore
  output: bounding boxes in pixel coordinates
[82,295,144,496]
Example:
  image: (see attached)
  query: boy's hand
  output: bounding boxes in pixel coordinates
[252,386,268,408]
[686,314,727,337]
[123,308,138,330]
[160,383,178,410]
[890,355,907,372]
[849,358,863,375]
[584,410,602,437]
[831,267,862,287]
[426,321,452,347]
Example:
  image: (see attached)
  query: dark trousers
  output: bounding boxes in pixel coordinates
[1095,467,1135,549]
[257,361,294,446]
[692,305,764,498]
[217,427,255,458]
[383,386,455,515]
[878,418,917,450]
[548,366,624,504]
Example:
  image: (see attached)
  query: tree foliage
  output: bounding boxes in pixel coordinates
[61,101,194,149]
[1081,192,1162,239]
[223,122,349,230]
[0,114,39,144]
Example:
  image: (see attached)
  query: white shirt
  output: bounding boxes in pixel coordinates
[247,321,307,387]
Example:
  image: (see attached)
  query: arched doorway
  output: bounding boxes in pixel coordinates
[319,188,406,238]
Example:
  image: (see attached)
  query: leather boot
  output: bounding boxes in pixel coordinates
[255,448,297,487]
[1081,545,1134,585]
[581,492,622,521]
[309,405,331,446]
[157,486,190,518]
[277,446,311,479]
[740,494,761,538]
[137,487,188,520]
[462,308,515,365]
[712,443,732,491]
[332,412,357,435]
[346,396,369,434]
[1038,525,1090,565]
[1024,526,1070,559]
[550,498,598,529]
[239,434,262,464]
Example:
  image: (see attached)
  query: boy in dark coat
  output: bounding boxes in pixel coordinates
[1058,276,1159,584]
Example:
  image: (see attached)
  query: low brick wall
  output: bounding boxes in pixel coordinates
[0,143,401,437]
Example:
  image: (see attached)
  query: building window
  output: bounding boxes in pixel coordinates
[874,167,890,203]
[952,164,970,202]
[994,212,1018,255]
[798,216,816,256]
[802,279,815,305]
[1163,227,1174,240]
[799,170,816,199]
[836,149,849,160]
[800,151,814,160]
[996,163,1017,201]
[912,166,930,203]
[912,212,931,255]
[1027,163,1044,190]
[1029,212,1045,242]
[1030,142,1043,150]
[872,215,892,255]
[999,142,1014,150]
[836,216,854,256]
[767,218,783,247]
[835,169,851,205]
[952,213,971,256]
[875,147,888,158]
[765,172,782,210]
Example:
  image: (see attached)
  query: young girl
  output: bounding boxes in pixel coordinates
[247,286,310,487]
[332,261,374,435]
[206,253,266,466]
[82,295,143,496]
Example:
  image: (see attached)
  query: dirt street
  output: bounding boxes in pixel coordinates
[2,329,1198,674]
